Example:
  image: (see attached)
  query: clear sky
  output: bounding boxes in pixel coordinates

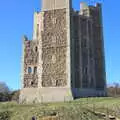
[0,0,119,90]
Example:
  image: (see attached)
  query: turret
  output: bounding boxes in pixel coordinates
[80,2,90,16]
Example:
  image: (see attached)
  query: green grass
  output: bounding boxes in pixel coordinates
[0,97,120,120]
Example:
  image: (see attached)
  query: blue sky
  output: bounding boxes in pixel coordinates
[0,0,119,90]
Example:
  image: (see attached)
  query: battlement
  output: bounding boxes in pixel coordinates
[79,2,102,16]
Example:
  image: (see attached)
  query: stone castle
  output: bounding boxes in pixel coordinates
[20,0,107,103]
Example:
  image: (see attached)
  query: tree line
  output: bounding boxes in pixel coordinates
[107,83,120,97]
[0,82,19,102]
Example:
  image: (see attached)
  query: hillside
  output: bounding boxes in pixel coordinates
[0,97,120,120]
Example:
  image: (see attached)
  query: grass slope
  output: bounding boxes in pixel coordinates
[0,97,120,120]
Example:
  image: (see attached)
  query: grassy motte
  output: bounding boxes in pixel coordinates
[0,97,120,120]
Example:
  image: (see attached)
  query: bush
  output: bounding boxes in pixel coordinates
[11,90,20,102]
[0,82,20,102]
[0,111,12,120]
[0,92,11,102]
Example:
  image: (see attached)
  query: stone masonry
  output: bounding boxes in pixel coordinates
[23,38,39,88]
[41,9,67,87]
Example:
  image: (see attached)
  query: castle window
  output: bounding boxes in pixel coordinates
[56,80,59,86]
[31,81,34,85]
[34,67,37,74]
[83,67,88,74]
[35,46,38,52]
[37,24,39,38]
[28,67,32,74]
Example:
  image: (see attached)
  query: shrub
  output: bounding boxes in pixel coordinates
[0,111,12,120]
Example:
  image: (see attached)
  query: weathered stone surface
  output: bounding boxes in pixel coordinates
[23,40,39,88]
[41,9,67,87]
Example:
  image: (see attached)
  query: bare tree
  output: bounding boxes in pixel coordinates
[0,82,11,101]
[107,82,120,97]
[0,82,10,93]
[114,83,120,96]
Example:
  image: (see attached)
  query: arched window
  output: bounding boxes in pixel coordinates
[28,67,32,74]
[34,67,37,74]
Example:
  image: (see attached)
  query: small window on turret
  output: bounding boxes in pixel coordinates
[34,67,37,74]
[28,67,32,74]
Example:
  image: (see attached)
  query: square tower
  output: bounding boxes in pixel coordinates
[20,0,73,103]
[20,1,106,103]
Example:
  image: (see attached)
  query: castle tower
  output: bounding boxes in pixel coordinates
[20,1,106,103]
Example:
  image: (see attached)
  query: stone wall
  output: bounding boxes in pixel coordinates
[41,9,67,87]
[72,4,106,90]
[89,5,106,90]
[23,40,39,88]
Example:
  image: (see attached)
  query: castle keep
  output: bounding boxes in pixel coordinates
[20,0,106,103]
